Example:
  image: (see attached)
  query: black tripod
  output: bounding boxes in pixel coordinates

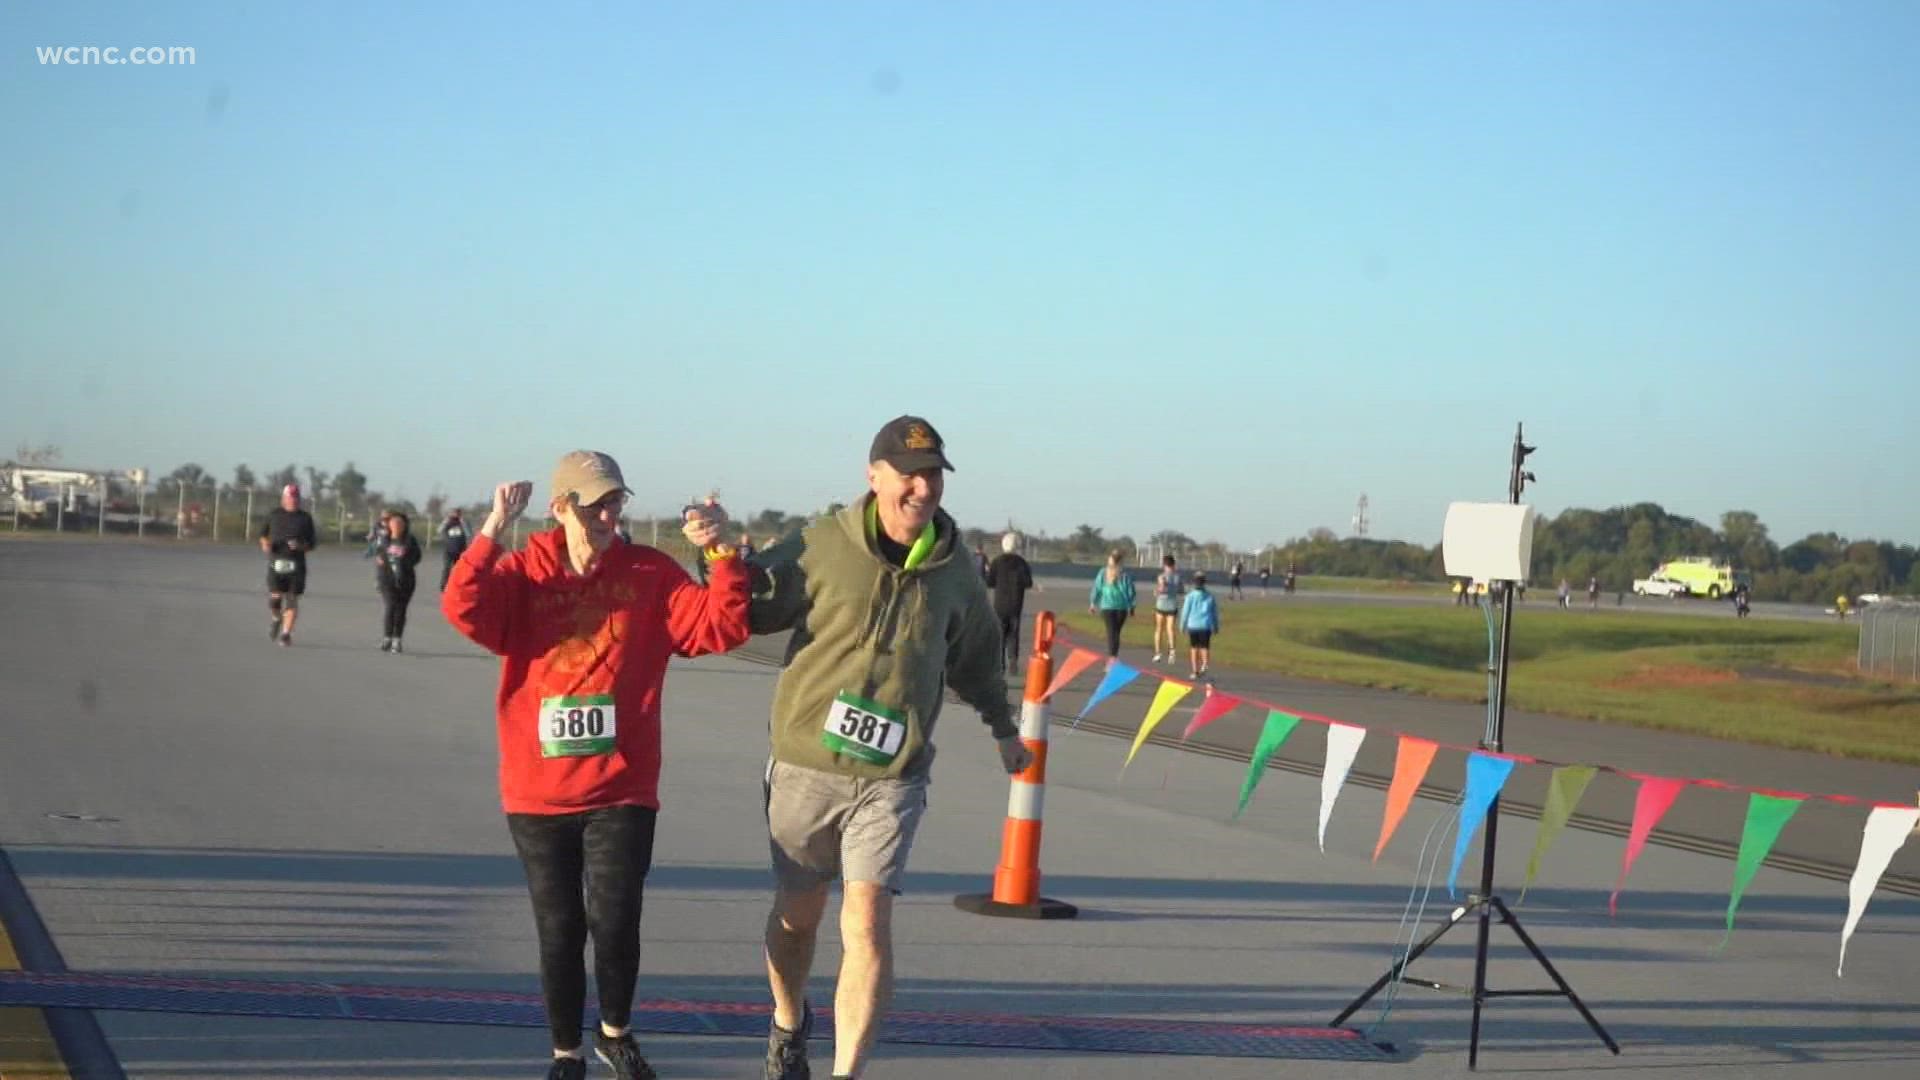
[1331,424,1620,1069]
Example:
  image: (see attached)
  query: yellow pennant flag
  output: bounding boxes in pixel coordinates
[1123,680,1195,772]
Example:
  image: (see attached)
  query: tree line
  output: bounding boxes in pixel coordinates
[1526,504,1915,604]
[142,458,1916,602]
[978,506,1916,604]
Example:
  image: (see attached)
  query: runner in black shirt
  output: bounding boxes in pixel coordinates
[438,508,470,590]
[374,510,424,653]
[257,484,318,646]
[985,532,1035,671]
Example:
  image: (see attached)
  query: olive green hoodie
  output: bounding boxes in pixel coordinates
[749,494,1014,779]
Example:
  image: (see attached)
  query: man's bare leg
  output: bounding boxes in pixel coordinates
[766,882,829,1031]
[831,882,894,1077]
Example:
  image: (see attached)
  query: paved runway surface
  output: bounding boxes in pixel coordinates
[2,539,1916,1078]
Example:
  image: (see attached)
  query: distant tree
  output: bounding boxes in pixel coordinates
[335,462,369,510]
[1717,510,1778,573]
[1069,524,1108,560]
[1718,510,1765,551]
[266,464,300,493]
[1624,519,1657,572]
[14,443,61,465]
[158,463,211,497]
[1149,529,1196,552]
[1781,533,1844,575]
[231,464,256,494]
[748,508,795,536]
[1878,542,1916,593]
[303,466,331,501]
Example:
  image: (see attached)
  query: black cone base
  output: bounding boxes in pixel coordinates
[953,893,1079,920]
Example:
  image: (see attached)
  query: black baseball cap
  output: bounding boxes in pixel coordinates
[869,415,955,473]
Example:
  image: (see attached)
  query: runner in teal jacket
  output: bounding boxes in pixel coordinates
[1088,552,1136,658]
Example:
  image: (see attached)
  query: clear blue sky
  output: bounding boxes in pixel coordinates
[4,1,1916,548]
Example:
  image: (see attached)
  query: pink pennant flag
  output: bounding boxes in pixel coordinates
[1040,648,1102,703]
[1611,776,1689,915]
[1179,692,1243,741]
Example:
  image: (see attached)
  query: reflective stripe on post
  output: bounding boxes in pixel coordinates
[954,611,1078,920]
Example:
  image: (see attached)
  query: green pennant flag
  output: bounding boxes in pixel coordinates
[1519,765,1598,904]
[1722,792,1804,946]
[1233,711,1302,819]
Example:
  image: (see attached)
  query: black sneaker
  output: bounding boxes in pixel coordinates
[765,1001,812,1080]
[594,1031,657,1080]
[278,632,292,647]
[546,1056,587,1080]
[379,638,392,652]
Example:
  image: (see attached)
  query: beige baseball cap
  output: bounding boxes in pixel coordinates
[550,450,630,507]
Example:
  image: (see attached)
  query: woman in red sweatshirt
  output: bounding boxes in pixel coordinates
[442,450,748,1080]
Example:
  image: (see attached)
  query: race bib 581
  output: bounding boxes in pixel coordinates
[820,691,907,765]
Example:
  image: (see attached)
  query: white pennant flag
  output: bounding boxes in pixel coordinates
[1838,805,1920,977]
[1318,723,1368,852]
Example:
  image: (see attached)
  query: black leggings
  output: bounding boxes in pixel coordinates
[997,608,1023,670]
[1100,609,1128,657]
[380,584,415,638]
[506,804,658,1051]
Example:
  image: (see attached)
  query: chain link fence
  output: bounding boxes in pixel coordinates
[4,480,422,548]
[3,476,708,565]
[1858,601,1920,682]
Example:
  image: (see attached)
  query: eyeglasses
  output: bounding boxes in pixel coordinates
[575,493,628,516]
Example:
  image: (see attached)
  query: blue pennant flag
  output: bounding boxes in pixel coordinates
[1073,662,1140,729]
[1449,752,1518,897]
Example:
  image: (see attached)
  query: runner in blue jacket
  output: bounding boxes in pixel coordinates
[1179,572,1221,680]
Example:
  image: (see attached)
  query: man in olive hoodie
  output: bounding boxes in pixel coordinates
[749,415,1032,1080]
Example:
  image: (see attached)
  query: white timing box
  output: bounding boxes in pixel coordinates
[1443,502,1537,583]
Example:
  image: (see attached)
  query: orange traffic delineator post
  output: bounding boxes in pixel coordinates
[955,611,1079,920]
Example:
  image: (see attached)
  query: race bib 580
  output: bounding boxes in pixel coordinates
[540,694,617,758]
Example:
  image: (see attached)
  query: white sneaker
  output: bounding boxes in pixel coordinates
[1151,652,1163,663]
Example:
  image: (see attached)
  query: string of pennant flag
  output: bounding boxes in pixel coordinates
[1039,637,1920,977]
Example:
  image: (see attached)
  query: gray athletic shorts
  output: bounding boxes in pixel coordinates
[764,759,928,893]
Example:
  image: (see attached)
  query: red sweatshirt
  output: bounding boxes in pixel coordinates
[441,528,750,815]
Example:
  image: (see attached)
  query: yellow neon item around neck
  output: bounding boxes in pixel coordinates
[867,500,936,570]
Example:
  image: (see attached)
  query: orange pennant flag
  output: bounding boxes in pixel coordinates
[1040,648,1102,703]
[1374,737,1440,861]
